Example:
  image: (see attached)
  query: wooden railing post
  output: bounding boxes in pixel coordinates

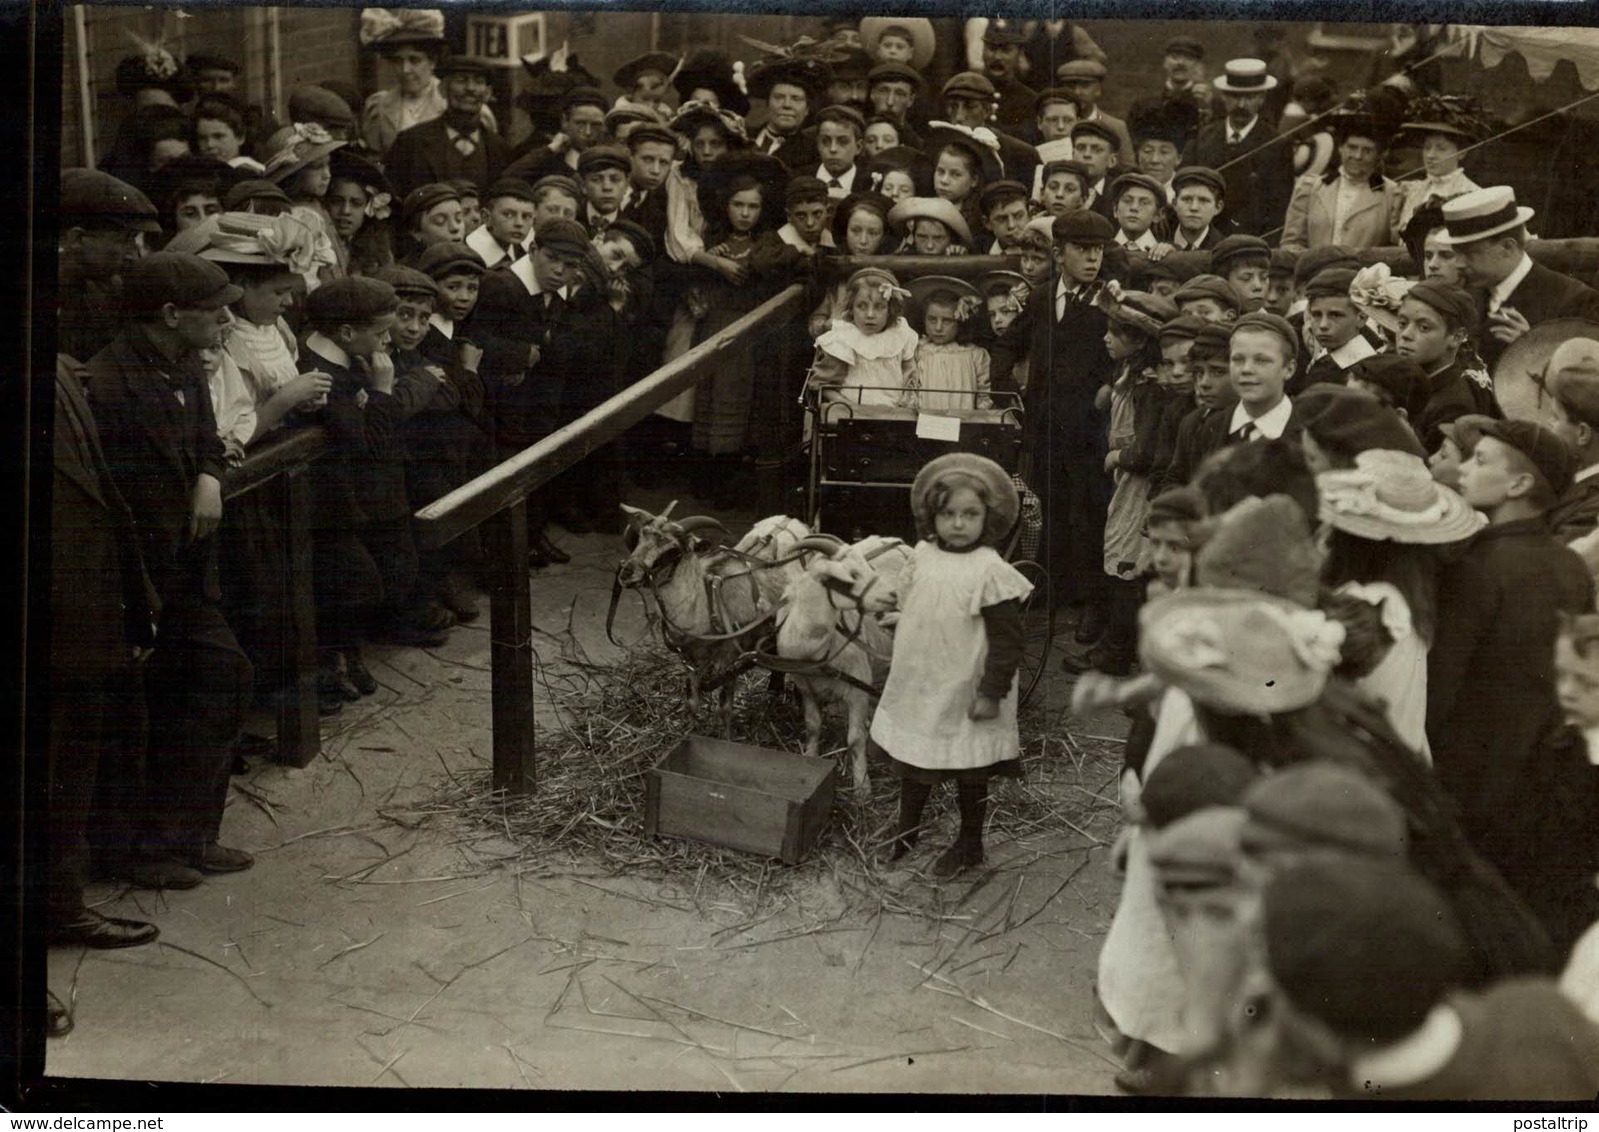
[275,468,320,767]
[484,499,535,794]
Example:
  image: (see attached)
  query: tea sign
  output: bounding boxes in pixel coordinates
[464,13,545,67]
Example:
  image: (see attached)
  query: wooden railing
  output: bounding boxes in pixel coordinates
[413,283,813,793]
[222,424,327,768]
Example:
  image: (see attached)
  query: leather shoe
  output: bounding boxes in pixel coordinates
[120,855,203,890]
[930,841,984,879]
[1074,604,1107,645]
[532,531,571,565]
[50,909,160,950]
[527,544,550,570]
[47,989,73,1038]
[438,579,480,623]
[342,648,378,696]
[192,843,254,874]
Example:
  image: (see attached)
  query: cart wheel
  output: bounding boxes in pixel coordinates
[1011,559,1054,708]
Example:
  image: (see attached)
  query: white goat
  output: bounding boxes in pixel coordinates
[775,534,912,795]
[618,503,809,735]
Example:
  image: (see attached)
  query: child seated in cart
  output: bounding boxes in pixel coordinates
[905,274,993,411]
[808,266,920,408]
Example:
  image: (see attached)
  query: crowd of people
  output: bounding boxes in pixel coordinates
[45,9,1599,1098]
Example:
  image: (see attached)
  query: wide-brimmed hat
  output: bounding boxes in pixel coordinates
[1437,186,1535,246]
[1396,93,1490,145]
[672,50,749,117]
[164,211,320,276]
[859,17,936,71]
[668,99,749,145]
[613,51,678,91]
[359,8,446,50]
[911,452,1020,546]
[1212,58,1279,95]
[746,56,831,102]
[887,196,973,246]
[905,274,983,325]
[261,123,346,186]
[922,122,1005,181]
[1139,589,1345,715]
[1318,449,1486,545]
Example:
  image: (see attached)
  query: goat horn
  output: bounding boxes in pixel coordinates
[794,534,848,557]
[660,500,679,519]
[677,516,732,536]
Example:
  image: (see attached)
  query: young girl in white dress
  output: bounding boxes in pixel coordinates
[871,453,1034,878]
[906,275,992,412]
[808,267,920,408]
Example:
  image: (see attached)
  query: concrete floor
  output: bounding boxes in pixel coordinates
[46,496,1128,1096]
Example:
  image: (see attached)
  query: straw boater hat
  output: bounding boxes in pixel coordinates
[1212,58,1278,95]
[1317,449,1486,545]
[859,17,936,71]
[261,122,346,186]
[887,196,974,247]
[911,451,1021,546]
[1138,589,1345,715]
[1437,186,1535,246]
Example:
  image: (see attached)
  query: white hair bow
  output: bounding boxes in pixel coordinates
[359,8,445,47]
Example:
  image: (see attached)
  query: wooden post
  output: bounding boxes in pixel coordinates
[276,469,320,768]
[484,499,535,794]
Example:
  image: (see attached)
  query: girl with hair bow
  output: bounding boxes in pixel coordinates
[907,275,994,412]
[808,267,922,408]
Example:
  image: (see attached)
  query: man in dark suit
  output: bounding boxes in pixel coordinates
[1181,59,1295,239]
[57,170,160,365]
[385,57,510,199]
[989,210,1116,619]
[1544,338,1599,541]
[977,21,1038,136]
[86,253,254,885]
[938,72,1041,197]
[1128,35,1213,154]
[1439,186,1599,370]
[47,355,161,961]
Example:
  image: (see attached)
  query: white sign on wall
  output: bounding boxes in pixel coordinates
[464,13,545,67]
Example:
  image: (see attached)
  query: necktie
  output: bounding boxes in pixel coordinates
[1236,421,1260,441]
[825,175,842,189]
[508,243,525,262]
[454,134,476,157]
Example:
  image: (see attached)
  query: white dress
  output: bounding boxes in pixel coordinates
[911,342,992,412]
[813,318,920,408]
[1096,686,1202,1054]
[869,542,1034,770]
[1338,580,1432,764]
[226,317,301,405]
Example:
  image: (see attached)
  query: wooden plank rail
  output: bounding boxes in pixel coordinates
[414,282,812,550]
[823,254,1021,280]
[414,281,811,794]
[1151,238,1599,281]
[221,424,329,768]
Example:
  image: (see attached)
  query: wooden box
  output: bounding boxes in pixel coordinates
[645,736,836,864]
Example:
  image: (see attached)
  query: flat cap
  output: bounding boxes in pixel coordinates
[371,264,439,300]
[942,71,996,101]
[1304,266,1357,301]
[1268,246,1299,277]
[1070,118,1120,149]
[1478,419,1578,498]
[1171,165,1226,198]
[123,251,243,314]
[868,61,922,89]
[1546,338,1599,427]
[481,177,537,204]
[1107,172,1166,205]
[1173,273,1241,312]
[1190,320,1234,357]
[1141,744,1260,830]
[1158,310,1210,343]
[1035,86,1081,110]
[1295,383,1427,460]
[1293,244,1360,287]
[530,174,583,202]
[402,182,461,223]
[60,168,161,232]
[981,21,1028,46]
[1040,158,1092,186]
[979,179,1030,212]
[577,144,631,178]
[815,104,867,134]
[1056,59,1109,83]
[1230,310,1299,355]
[1149,484,1206,525]
[532,218,591,257]
[785,175,831,208]
[1164,35,1206,61]
[1210,233,1272,269]
[303,275,399,325]
[415,240,486,279]
[1405,279,1479,334]
[598,216,657,265]
[1051,208,1116,244]
[288,84,356,130]
[624,123,679,151]
[1242,761,1408,860]
[560,86,610,114]
[436,54,492,79]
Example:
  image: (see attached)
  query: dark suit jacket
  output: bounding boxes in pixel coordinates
[1188,398,1303,460]
[385,116,511,199]
[1550,473,1599,543]
[467,259,583,449]
[992,75,1039,136]
[1427,517,1595,857]
[1477,260,1599,369]
[1182,119,1295,239]
[86,328,229,613]
[1415,357,1494,454]
[296,341,410,529]
[53,355,157,682]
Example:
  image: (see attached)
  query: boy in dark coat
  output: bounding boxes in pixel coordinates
[1430,420,1596,917]
[86,252,254,884]
[990,209,1116,620]
[1543,337,1599,542]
